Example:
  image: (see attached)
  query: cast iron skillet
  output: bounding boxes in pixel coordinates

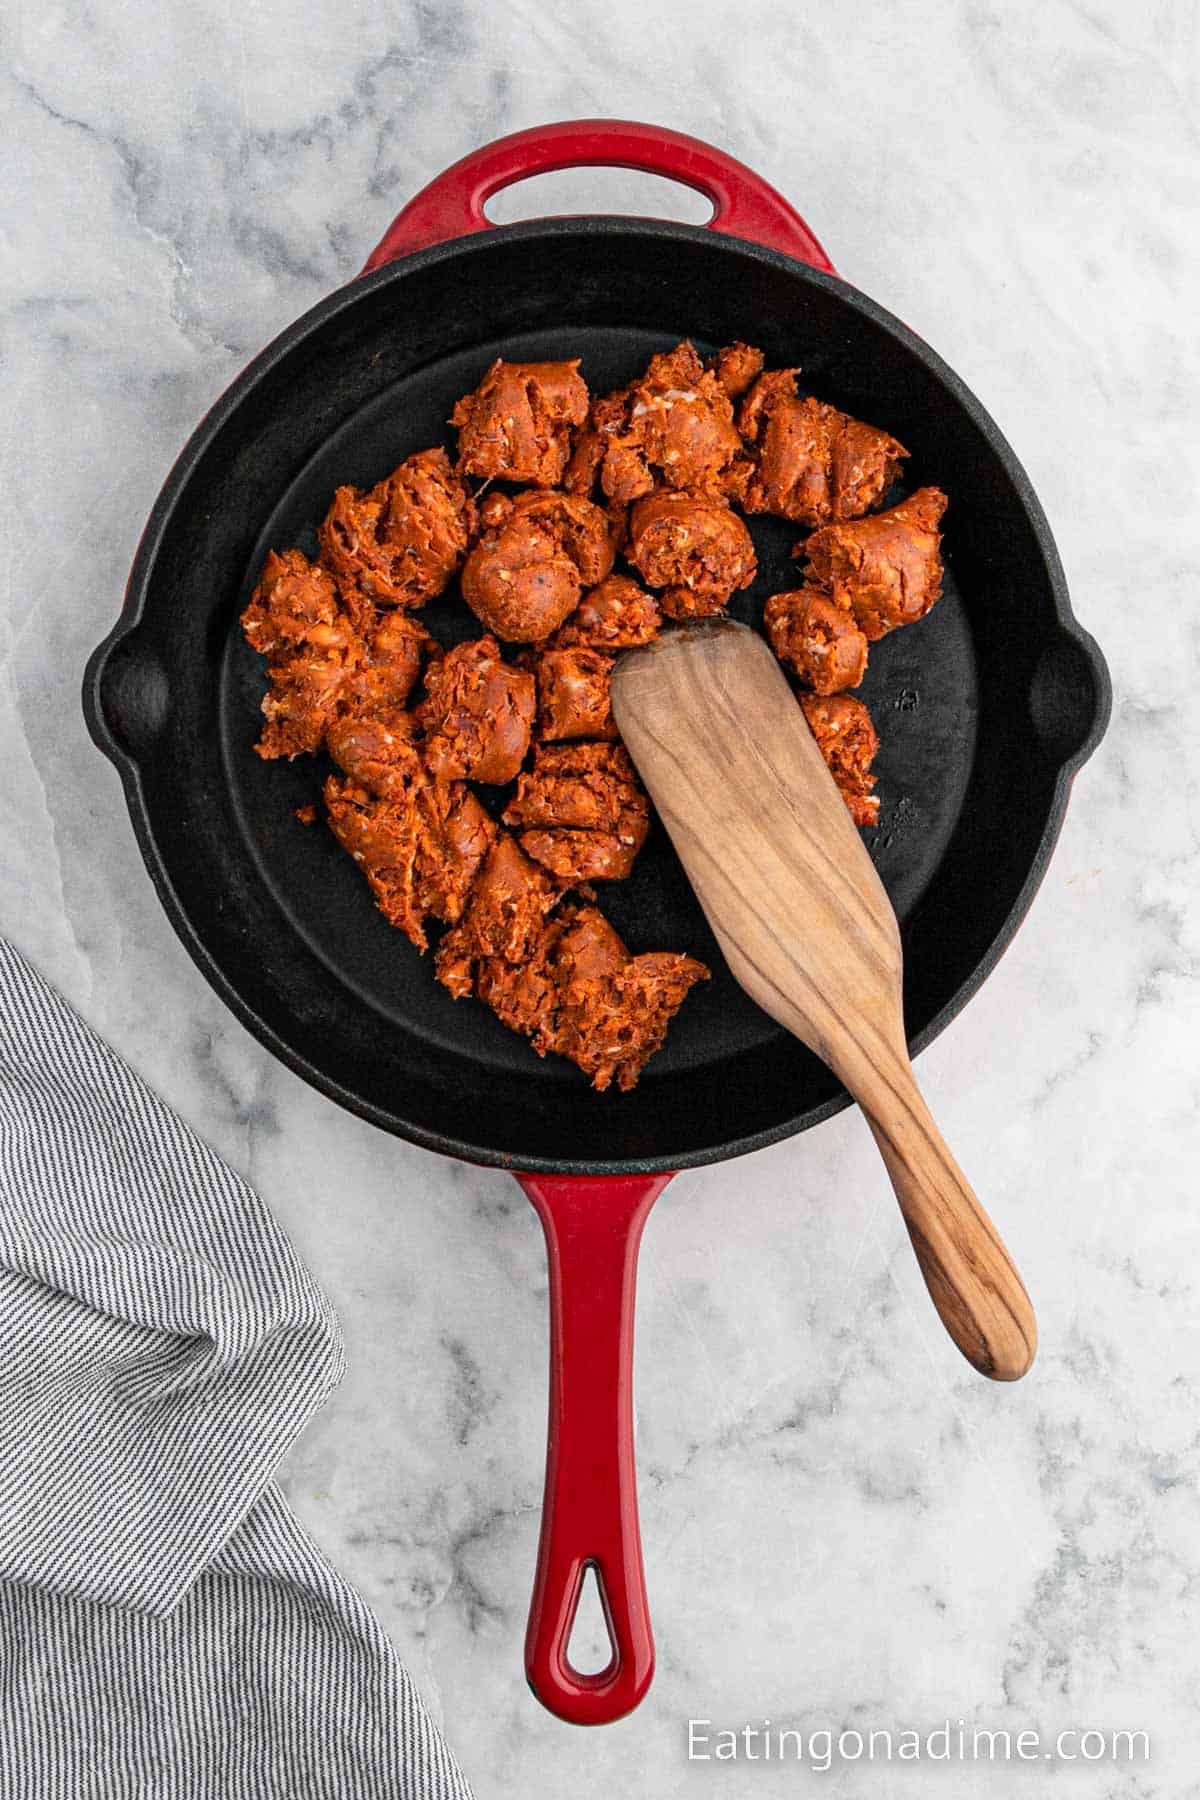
[83,121,1111,1724]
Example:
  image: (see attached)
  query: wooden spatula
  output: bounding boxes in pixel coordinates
[611,617,1036,1381]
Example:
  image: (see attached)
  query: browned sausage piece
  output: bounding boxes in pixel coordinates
[763,587,869,695]
[434,833,562,997]
[242,547,341,658]
[460,490,619,641]
[739,371,908,526]
[344,611,435,717]
[549,575,662,650]
[562,425,605,498]
[452,359,589,486]
[708,341,765,401]
[327,707,422,801]
[319,447,474,610]
[803,486,947,640]
[503,742,650,882]
[477,903,709,1091]
[324,775,427,946]
[242,549,364,759]
[418,787,498,927]
[626,490,757,619]
[417,635,535,784]
[324,764,496,952]
[591,342,753,504]
[530,647,617,742]
[800,693,880,826]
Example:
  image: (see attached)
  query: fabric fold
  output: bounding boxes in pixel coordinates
[0,938,345,1616]
[0,938,472,1799]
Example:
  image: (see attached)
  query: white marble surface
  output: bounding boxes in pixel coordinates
[3,0,1198,1792]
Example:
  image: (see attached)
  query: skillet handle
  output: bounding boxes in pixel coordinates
[515,1171,673,1724]
[362,119,836,272]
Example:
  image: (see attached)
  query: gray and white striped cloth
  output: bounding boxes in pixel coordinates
[0,936,473,1799]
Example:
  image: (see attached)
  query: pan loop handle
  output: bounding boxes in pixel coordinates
[362,119,836,273]
[515,1171,673,1724]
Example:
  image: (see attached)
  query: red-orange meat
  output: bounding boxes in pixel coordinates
[452,359,589,486]
[326,708,422,800]
[590,342,752,504]
[549,575,662,650]
[418,635,535,784]
[460,490,619,641]
[319,448,474,610]
[740,372,907,526]
[530,646,617,742]
[503,742,650,882]
[562,425,605,498]
[344,611,435,717]
[763,587,869,695]
[709,341,765,400]
[626,491,757,618]
[800,693,880,826]
[325,768,496,951]
[803,486,947,640]
[435,834,563,996]
[475,903,709,1092]
[241,549,363,759]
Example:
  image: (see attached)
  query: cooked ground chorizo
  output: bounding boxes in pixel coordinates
[417,635,535,783]
[626,490,757,618]
[591,342,752,504]
[549,575,662,650]
[435,833,562,997]
[763,587,869,695]
[503,742,650,882]
[476,903,708,1092]
[327,708,422,801]
[451,359,589,486]
[324,767,496,951]
[244,335,949,1094]
[562,425,605,498]
[709,341,765,401]
[418,787,498,927]
[739,372,908,526]
[319,448,474,610]
[242,549,364,759]
[344,611,435,717]
[460,489,619,641]
[800,693,880,827]
[803,486,948,640]
[242,547,341,659]
[325,774,425,945]
[529,646,617,742]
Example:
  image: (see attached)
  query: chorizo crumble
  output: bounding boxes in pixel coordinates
[242,342,948,1087]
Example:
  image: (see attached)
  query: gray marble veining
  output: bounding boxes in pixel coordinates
[3,0,1198,1792]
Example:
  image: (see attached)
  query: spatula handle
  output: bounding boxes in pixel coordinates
[854,1054,1037,1381]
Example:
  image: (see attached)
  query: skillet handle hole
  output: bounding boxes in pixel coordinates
[565,1562,618,1679]
[483,167,715,228]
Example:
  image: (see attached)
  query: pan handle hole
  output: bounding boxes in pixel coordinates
[566,1562,617,1678]
[483,167,715,228]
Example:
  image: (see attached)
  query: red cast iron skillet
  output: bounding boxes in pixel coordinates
[83,121,1110,1724]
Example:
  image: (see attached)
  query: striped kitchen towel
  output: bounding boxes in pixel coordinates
[0,936,472,1799]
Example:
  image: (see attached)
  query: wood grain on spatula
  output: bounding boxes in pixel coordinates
[611,618,1036,1381]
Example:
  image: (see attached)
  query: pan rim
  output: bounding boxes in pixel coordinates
[82,216,1111,1175]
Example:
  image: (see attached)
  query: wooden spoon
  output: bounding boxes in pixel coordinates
[611,617,1036,1381]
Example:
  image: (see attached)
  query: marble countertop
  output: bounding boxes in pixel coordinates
[4,1,1197,1792]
